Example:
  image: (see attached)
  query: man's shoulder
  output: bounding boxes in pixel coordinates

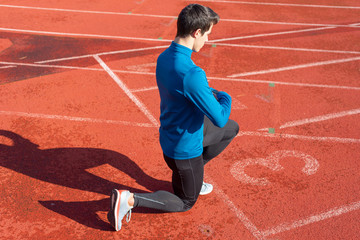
[183,66,207,91]
[157,47,170,61]
[185,66,205,78]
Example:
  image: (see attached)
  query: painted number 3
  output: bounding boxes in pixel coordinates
[230,150,319,186]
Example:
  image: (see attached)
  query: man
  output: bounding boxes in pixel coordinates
[108,3,239,231]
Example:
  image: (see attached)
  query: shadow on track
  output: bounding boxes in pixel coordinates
[0,130,171,231]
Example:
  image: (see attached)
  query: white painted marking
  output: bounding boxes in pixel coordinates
[131,86,159,93]
[2,61,359,91]
[38,42,360,69]
[212,42,360,55]
[36,45,168,64]
[220,18,360,28]
[236,131,360,143]
[1,4,359,28]
[231,158,278,186]
[191,0,360,9]
[261,201,360,237]
[0,27,172,42]
[126,63,156,73]
[0,65,16,69]
[228,56,360,78]
[259,108,360,131]
[272,150,319,175]
[161,17,177,27]
[112,69,155,75]
[208,76,360,91]
[279,108,360,129]
[211,26,333,43]
[212,21,360,43]
[0,61,156,76]
[1,61,360,91]
[0,110,154,127]
[255,94,272,103]
[232,98,248,110]
[0,4,176,19]
[231,150,319,185]
[0,60,101,71]
[93,55,159,127]
[206,177,263,239]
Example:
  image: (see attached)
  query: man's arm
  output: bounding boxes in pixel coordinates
[184,67,231,128]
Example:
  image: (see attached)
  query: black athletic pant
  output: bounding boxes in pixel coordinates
[133,117,239,212]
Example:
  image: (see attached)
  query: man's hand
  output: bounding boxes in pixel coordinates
[212,89,219,100]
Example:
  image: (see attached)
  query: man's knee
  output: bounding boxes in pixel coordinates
[228,119,239,137]
[181,198,198,212]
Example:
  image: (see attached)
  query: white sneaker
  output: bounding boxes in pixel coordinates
[108,189,133,231]
[200,182,213,195]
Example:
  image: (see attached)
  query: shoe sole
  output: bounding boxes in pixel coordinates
[199,184,213,195]
[199,190,212,195]
[108,189,121,231]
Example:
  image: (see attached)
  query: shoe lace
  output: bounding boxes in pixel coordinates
[126,209,132,223]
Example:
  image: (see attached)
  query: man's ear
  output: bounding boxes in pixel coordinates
[192,29,202,39]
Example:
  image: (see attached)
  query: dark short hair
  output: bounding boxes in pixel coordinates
[176,4,220,38]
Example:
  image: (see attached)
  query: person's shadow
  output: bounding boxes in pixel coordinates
[0,130,171,230]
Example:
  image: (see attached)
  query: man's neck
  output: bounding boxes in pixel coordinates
[174,36,194,51]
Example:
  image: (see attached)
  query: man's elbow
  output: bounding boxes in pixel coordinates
[214,118,228,128]
[208,109,231,128]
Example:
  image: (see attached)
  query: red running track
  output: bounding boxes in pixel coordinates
[0,0,359,239]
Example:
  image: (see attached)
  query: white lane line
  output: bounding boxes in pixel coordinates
[209,76,360,91]
[212,22,358,43]
[0,61,101,71]
[228,56,360,78]
[191,0,360,9]
[1,4,359,28]
[0,60,149,77]
[0,27,172,42]
[111,69,155,75]
[211,21,360,43]
[220,19,360,28]
[232,98,248,110]
[260,201,360,237]
[130,86,159,93]
[36,42,360,67]
[237,131,360,144]
[0,61,156,76]
[207,177,263,239]
[1,109,359,143]
[37,42,360,67]
[36,45,168,64]
[2,61,360,91]
[0,4,176,19]
[211,26,333,43]
[93,55,159,127]
[212,42,360,55]
[125,77,360,93]
[0,65,16,69]
[0,110,154,127]
[278,108,360,130]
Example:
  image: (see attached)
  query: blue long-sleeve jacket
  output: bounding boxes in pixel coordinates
[156,41,232,159]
